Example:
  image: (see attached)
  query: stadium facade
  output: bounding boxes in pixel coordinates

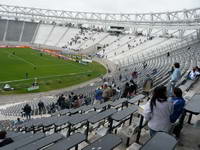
[0,4,199,65]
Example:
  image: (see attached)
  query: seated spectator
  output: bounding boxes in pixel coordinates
[50,103,56,113]
[0,130,13,147]
[78,95,84,106]
[111,84,118,95]
[72,95,84,108]
[84,96,91,105]
[144,86,172,137]
[102,83,112,102]
[107,85,114,97]
[195,66,200,77]
[73,94,78,102]
[14,118,23,126]
[73,99,81,108]
[129,80,137,96]
[167,52,170,57]
[188,68,197,80]
[143,62,147,69]
[64,98,70,109]
[152,68,158,75]
[131,71,138,79]
[95,87,103,104]
[121,82,130,98]
[57,94,65,110]
[119,74,122,81]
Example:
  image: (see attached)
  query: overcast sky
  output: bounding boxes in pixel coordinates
[0,0,199,13]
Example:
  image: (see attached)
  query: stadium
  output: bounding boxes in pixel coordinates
[0,1,199,150]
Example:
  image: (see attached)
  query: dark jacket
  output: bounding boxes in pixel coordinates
[23,105,32,114]
[170,97,185,123]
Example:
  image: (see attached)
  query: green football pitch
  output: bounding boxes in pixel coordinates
[0,48,107,94]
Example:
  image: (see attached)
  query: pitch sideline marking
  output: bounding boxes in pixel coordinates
[4,51,36,67]
[0,71,93,84]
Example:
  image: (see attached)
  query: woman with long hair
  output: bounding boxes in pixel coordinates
[144,85,173,137]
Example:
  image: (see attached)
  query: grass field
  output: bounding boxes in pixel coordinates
[0,48,106,95]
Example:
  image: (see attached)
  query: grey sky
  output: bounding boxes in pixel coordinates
[0,0,199,13]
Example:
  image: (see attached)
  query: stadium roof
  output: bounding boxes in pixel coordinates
[0,0,199,13]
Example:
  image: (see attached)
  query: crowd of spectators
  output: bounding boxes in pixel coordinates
[54,92,92,111]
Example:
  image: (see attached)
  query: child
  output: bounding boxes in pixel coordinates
[170,87,185,138]
[170,88,185,123]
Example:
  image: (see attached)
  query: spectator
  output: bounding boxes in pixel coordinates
[143,62,147,69]
[111,84,117,95]
[38,101,45,115]
[95,87,103,104]
[72,94,78,103]
[64,97,70,109]
[170,88,185,123]
[152,68,158,75]
[168,62,181,97]
[170,88,185,137]
[102,83,112,102]
[14,118,23,126]
[129,80,137,96]
[119,74,122,81]
[187,67,200,80]
[167,52,170,57]
[50,103,56,113]
[73,99,81,108]
[121,82,130,98]
[107,85,114,97]
[0,131,13,147]
[84,96,92,105]
[78,95,84,106]
[57,94,65,110]
[143,74,153,96]
[144,86,173,137]
[21,108,25,118]
[187,68,197,80]
[68,92,74,107]
[23,104,32,120]
[131,70,138,79]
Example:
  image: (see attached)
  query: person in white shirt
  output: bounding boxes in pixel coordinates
[144,85,173,137]
[188,68,197,80]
